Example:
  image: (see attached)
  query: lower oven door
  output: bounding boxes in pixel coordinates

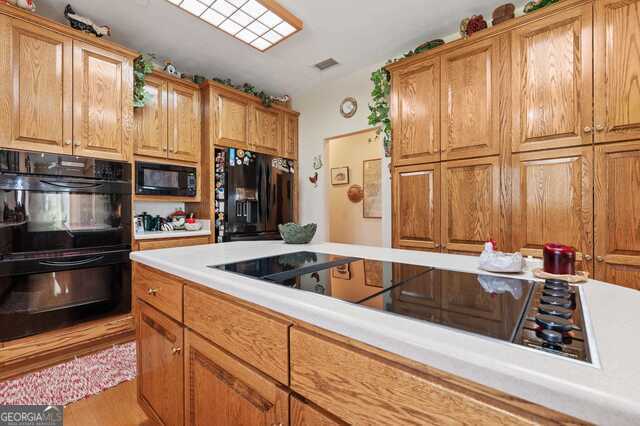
[0,249,131,342]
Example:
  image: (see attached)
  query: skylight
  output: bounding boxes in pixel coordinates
[167,0,303,51]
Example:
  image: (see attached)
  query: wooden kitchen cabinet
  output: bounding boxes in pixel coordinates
[595,141,640,291]
[137,301,184,426]
[72,40,133,161]
[134,72,200,163]
[440,36,501,160]
[512,147,594,274]
[0,18,73,154]
[291,394,347,426]
[441,157,500,255]
[392,163,440,250]
[168,82,200,162]
[391,57,441,166]
[216,91,251,150]
[251,104,281,156]
[594,0,640,143]
[282,112,299,159]
[133,73,167,159]
[184,329,289,426]
[511,3,593,152]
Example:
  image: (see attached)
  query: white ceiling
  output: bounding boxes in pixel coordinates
[37,0,509,96]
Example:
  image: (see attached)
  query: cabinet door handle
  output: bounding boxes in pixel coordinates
[595,124,605,131]
[584,254,592,261]
[434,243,440,248]
[596,256,605,262]
[583,126,593,134]
[171,346,182,355]
[441,244,447,249]
[64,140,72,146]
[73,141,81,147]
[147,288,159,296]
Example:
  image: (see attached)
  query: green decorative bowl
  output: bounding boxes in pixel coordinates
[278,223,317,244]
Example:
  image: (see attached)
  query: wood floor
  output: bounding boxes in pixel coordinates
[64,379,154,426]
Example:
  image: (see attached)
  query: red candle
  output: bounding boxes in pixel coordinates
[543,243,576,275]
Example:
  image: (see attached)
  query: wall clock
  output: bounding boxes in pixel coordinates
[340,97,358,118]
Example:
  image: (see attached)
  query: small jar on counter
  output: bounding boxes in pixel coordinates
[543,243,576,275]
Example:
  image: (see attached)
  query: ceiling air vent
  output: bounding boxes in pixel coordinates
[314,58,339,71]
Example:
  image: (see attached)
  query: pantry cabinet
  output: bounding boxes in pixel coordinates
[594,142,640,291]
[184,330,289,426]
[133,72,200,163]
[512,147,594,274]
[511,3,593,152]
[391,57,441,166]
[0,9,137,161]
[137,302,184,426]
[594,0,640,143]
[392,163,440,250]
[440,37,501,160]
[441,157,500,255]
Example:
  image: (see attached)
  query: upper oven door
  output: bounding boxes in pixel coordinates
[135,162,197,197]
[0,175,131,258]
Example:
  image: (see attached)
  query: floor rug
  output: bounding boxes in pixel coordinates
[0,341,136,406]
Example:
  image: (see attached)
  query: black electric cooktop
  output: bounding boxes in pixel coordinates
[212,251,591,363]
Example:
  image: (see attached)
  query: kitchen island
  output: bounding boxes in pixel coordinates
[131,241,640,425]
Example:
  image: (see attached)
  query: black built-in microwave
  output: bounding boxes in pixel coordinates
[135,161,197,197]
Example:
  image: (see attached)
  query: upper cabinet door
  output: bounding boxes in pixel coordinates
[594,0,640,143]
[393,164,440,250]
[73,41,132,161]
[283,112,299,160]
[392,57,440,166]
[133,74,168,159]
[512,147,594,275]
[216,92,250,150]
[251,105,281,156]
[595,142,640,291]
[168,82,200,162]
[511,4,593,152]
[441,157,500,255]
[1,19,72,154]
[441,37,500,160]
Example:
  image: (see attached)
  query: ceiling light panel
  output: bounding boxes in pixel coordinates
[165,0,303,51]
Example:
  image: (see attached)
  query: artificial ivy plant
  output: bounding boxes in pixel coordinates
[212,78,273,107]
[133,54,155,108]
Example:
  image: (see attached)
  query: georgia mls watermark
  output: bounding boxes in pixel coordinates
[0,405,63,426]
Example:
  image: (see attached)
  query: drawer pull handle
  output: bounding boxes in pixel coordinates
[595,124,605,131]
[584,255,592,261]
[596,256,605,262]
[171,346,182,355]
[147,288,159,296]
[584,126,593,133]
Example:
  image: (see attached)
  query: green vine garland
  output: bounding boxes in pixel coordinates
[133,54,155,108]
[212,78,274,107]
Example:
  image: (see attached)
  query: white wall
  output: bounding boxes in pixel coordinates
[293,63,392,247]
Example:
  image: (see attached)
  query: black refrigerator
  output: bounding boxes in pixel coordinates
[214,148,294,242]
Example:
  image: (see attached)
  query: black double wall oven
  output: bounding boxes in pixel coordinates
[0,150,132,342]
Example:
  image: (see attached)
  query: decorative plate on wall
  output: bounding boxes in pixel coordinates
[340,97,358,118]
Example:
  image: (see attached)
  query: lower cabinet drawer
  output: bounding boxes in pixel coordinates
[290,327,573,425]
[184,329,289,426]
[184,286,290,384]
[134,263,183,321]
[136,236,210,251]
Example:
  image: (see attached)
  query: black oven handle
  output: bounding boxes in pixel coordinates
[40,179,104,189]
[39,256,105,267]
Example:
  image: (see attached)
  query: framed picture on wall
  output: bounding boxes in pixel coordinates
[331,167,349,185]
[363,159,382,218]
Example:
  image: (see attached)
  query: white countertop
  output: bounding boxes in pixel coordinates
[130,241,640,425]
